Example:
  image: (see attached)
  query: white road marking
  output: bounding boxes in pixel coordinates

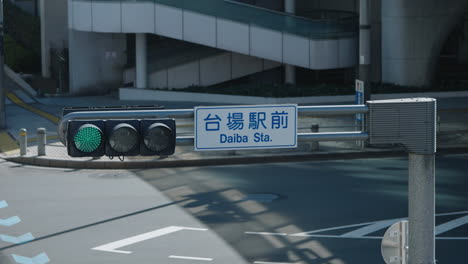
[435,215,468,235]
[92,226,207,254]
[286,211,468,240]
[341,219,398,237]
[245,232,288,236]
[253,261,297,264]
[169,255,213,261]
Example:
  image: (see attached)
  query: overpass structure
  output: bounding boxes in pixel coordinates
[67,0,358,94]
[36,0,468,94]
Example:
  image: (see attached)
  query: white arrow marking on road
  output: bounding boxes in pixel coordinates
[12,253,50,264]
[169,255,213,261]
[92,226,208,254]
[0,200,8,209]
[435,215,468,235]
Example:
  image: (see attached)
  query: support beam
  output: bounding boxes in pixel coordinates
[135,33,147,89]
[359,0,371,101]
[0,0,5,129]
[284,0,295,85]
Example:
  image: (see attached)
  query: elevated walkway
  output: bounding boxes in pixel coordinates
[69,0,358,70]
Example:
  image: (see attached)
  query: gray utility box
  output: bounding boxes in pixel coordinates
[367,98,436,154]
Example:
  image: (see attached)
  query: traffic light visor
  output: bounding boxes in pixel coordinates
[108,123,139,153]
[144,123,171,152]
[73,124,103,153]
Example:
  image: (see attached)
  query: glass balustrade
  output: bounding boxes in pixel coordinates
[79,0,358,39]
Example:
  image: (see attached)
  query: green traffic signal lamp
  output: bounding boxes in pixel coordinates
[140,119,176,156]
[67,119,176,158]
[105,120,140,156]
[67,120,105,157]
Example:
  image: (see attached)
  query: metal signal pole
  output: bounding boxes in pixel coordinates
[0,0,6,129]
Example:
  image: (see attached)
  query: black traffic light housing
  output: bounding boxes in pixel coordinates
[105,120,140,157]
[67,120,106,157]
[67,119,176,158]
[140,119,176,156]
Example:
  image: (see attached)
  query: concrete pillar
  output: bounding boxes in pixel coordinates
[135,33,148,89]
[359,0,371,100]
[381,0,468,87]
[284,0,295,85]
[39,0,50,78]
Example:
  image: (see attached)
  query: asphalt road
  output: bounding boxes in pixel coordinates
[134,154,468,264]
[1,154,468,263]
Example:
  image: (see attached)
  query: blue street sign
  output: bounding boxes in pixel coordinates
[195,105,297,151]
[356,80,364,122]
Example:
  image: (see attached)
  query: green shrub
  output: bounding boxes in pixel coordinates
[4,0,41,73]
[4,34,41,73]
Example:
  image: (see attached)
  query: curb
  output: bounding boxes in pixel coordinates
[120,87,468,105]
[5,147,468,170]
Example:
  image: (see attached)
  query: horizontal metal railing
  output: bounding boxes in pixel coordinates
[58,105,369,145]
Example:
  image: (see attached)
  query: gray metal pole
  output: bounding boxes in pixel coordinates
[310,124,319,151]
[37,128,46,156]
[408,153,435,264]
[0,0,6,129]
[284,0,296,85]
[359,0,371,101]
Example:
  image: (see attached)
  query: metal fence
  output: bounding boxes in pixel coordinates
[50,48,69,94]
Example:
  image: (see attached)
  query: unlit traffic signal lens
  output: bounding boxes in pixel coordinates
[73,124,103,153]
[108,123,139,153]
[144,123,171,152]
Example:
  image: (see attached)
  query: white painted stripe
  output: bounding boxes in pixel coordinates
[341,219,398,238]
[290,222,378,236]
[435,215,468,235]
[245,232,288,236]
[254,261,297,264]
[436,211,468,217]
[169,255,213,261]
[294,234,383,239]
[92,226,208,254]
[284,234,468,240]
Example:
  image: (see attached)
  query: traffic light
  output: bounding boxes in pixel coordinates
[105,120,140,157]
[67,120,105,157]
[140,119,176,156]
[67,119,176,157]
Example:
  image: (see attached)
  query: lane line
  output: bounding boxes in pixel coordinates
[290,221,388,236]
[245,232,288,236]
[435,215,468,235]
[291,211,468,237]
[169,255,213,261]
[92,226,208,254]
[284,234,468,240]
[254,261,297,264]
[6,92,60,125]
[340,219,398,238]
